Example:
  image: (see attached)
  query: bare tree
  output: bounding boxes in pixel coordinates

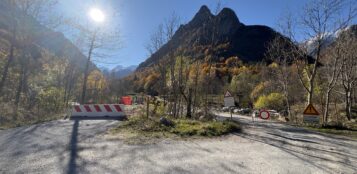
[339,30,357,120]
[321,39,344,124]
[266,36,294,120]
[67,11,121,104]
[297,0,354,105]
[144,12,180,116]
[146,24,166,55]
[0,18,16,95]
[164,13,180,117]
[146,24,168,104]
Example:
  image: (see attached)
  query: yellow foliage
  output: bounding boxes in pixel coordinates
[250,81,271,100]
[224,56,241,67]
[269,62,279,68]
[87,70,107,90]
[254,92,285,111]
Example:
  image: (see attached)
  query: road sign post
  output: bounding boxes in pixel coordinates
[303,104,320,124]
[224,90,235,120]
[230,107,233,120]
[224,90,235,107]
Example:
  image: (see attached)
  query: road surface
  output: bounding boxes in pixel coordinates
[0,114,356,174]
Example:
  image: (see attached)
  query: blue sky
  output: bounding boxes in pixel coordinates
[58,0,313,69]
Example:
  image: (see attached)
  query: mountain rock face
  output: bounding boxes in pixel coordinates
[138,5,281,69]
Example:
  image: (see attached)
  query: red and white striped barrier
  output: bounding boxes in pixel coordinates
[70,104,126,118]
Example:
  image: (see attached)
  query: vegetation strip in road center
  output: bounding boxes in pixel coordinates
[109,115,241,143]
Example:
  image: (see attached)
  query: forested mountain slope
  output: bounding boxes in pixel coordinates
[0,1,99,127]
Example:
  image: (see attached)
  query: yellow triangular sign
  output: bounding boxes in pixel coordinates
[303,104,319,115]
[224,90,232,97]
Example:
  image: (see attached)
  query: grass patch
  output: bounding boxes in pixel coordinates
[304,124,357,140]
[172,119,241,137]
[109,116,241,143]
[0,113,64,130]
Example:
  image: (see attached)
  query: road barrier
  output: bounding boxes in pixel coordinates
[70,104,126,118]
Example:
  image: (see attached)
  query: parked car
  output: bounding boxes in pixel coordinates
[267,110,280,117]
[240,108,251,114]
[221,106,237,112]
[222,107,230,112]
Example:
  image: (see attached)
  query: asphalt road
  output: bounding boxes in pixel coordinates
[0,114,356,174]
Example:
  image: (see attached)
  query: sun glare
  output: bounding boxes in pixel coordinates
[89,8,105,23]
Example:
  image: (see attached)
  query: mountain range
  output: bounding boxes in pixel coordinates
[100,65,137,79]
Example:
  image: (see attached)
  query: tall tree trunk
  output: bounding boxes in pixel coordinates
[346,88,352,121]
[323,89,332,125]
[81,33,96,104]
[169,53,178,117]
[15,63,26,108]
[204,64,212,117]
[192,62,199,115]
[186,88,192,118]
[284,90,291,121]
[0,44,15,96]
[307,41,321,105]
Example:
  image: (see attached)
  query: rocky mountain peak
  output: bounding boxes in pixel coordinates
[214,7,243,36]
[216,7,241,24]
[188,5,214,28]
[198,5,212,16]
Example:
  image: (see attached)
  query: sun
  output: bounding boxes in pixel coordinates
[89,8,105,23]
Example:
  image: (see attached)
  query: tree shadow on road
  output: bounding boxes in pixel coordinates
[234,131,357,173]
[64,118,122,174]
[67,120,79,174]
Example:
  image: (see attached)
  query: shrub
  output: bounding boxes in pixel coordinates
[254,92,285,111]
[171,119,241,137]
[112,116,241,138]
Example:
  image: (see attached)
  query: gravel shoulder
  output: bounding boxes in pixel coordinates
[0,115,356,174]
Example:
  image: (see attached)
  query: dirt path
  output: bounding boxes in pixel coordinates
[0,115,356,174]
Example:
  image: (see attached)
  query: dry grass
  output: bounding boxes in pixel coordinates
[109,115,241,144]
[0,103,64,130]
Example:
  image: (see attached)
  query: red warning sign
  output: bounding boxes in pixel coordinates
[303,104,319,115]
[224,90,232,97]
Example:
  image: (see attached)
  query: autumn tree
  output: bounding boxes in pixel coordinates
[0,0,60,96]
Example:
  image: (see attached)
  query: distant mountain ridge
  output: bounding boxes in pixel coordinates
[137,5,284,69]
[305,25,357,56]
[100,65,137,79]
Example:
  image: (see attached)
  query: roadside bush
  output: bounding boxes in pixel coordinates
[254,92,285,111]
